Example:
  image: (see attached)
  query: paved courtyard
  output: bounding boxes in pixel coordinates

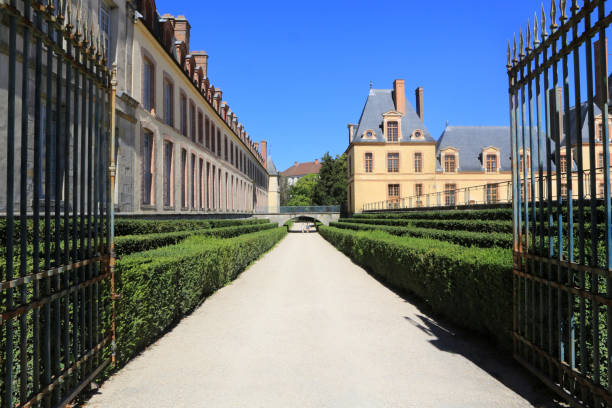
[87,233,561,408]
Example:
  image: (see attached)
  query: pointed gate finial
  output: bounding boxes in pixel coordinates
[541,3,548,38]
[513,33,518,63]
[526,19,532,52]
[507,41,512,68]
[534,13,540,45]
[551,0,558,29]
[519,29,525,58]
[560,0,567,22]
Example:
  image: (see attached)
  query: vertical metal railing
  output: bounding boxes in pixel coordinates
[508,1,612,406]
[0,0,114,406]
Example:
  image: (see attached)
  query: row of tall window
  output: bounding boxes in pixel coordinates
[140,130,263,210]
[142,55,266,189]
[360,152,498,174]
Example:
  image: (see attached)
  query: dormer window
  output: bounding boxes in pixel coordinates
[387,121,398,142]
[412,129,424,140]
[485,154,497,173]
[363,130,376,139]
[444,154,456,172]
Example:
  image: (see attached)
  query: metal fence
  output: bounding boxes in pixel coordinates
[279,206,340,213]
[509,1,612,406]
[0,0,115,407]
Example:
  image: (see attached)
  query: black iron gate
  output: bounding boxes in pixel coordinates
[0,0,116,406]
[508,1,612,406]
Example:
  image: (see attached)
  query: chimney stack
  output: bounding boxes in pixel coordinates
[415,87,424,121]
[255,142,259,153]
[347,123,356,143]
[595,39,609,109]
[393,79,405,114]
[192,51,208,79]
[173,16,191,52]
[315,159,319,165]
[261,140,267,169]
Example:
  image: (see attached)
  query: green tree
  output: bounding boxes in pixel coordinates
[279,176,291,206]
[286,173,318,206]
[312,152,347,207]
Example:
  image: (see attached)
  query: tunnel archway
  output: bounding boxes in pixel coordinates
[284,216,321,233]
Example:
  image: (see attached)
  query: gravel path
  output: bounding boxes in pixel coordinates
[86,233,560,408]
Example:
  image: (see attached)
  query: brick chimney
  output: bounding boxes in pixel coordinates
[254,142,259,153]
[192,51,208,79]
[415,87,424,121]
[595,39,609,109]
[173,15,191,52]
[347,123,356,143]
[261,140,267,168]
[315,159,319,165]
[393,79,405,114]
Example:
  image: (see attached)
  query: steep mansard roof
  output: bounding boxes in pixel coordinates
[352,89,434,143]
[436,126,511,172]
[267,156,279,176]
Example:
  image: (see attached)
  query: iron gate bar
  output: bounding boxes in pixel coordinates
[509,0,612,405]
[1,0,114,406]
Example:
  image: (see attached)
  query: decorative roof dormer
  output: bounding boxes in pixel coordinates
[382,111,403,143]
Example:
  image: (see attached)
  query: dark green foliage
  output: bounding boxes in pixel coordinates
[312,152,347,207]
[115,227,287,366]
[354,208,513,221]
[330,221,512,249]
[343,217,513,234]
[319,226,513,350]
[114,218,267,236]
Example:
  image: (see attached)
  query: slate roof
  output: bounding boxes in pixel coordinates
[267,156,278,176]
[352,89,434,143]
[436,126,512,171]
[281,161,322,177]
[561,102,603,145]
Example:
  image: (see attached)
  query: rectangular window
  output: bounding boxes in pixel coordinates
[142,129,154,205]
[415,183,423,207]
[600,182,605,197]
[164,79,174,126]
[224,136,228,161]
[198,112,203,144]
[387,121,398,142]
[486,183,498,204]
[143,58,154,112]
[444,154,456,172]
[599,152,604,168]
[444,183,456,206]
[191,153,196,208]
[388,184,400,208]
[190,102,196,141]
[387,152,399,173]
[205,117,210,148]
[485,154,497,173]
[99,3,111,66]
[199,158,204,209]
[561,183,568,198]
[230,142,234,165]
[163,141,173,206]
[559,154,567,173]
[180,94,187,136]
[217,130,221,157]
[414,152,422,173]
[211,124,216,153]
[365,152,373,173]
[181,149,187,208]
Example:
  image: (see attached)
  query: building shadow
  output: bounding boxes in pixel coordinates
[361,268,568,408]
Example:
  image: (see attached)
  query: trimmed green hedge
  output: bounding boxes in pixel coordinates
[114,218,267,236]
[343,217,513,234]
[116,227,287,366]
[330,221,512,248]
[319,226,513,350]
[355,208,513,221]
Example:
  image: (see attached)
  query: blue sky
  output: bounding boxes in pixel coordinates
[154,0,547,171]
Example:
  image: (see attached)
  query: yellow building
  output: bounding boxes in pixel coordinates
[346,80,612,214]
[346,79,513,213]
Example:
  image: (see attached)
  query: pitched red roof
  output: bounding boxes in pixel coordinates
[281,160,322,177]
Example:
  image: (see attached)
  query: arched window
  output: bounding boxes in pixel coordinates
[387,121,398,142]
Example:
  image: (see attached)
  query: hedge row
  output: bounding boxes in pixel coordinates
[355,208,513,221]
[319,226,513,350]
[343,217,514,234]
[330,221,513,249]
[114,218,267,236]
[116,227,287,366]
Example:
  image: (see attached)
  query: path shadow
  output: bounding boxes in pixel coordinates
[355,264,568,408]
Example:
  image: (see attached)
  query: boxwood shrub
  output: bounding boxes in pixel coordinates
[319,226,513,350]
[354,208,513,221]
[330,221,512,248]
[115,226,287,366]
[344,217,513,234]
[114,222,277,257]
